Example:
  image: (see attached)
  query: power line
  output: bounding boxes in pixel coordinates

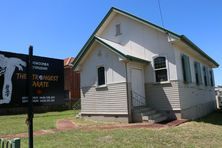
[157,0,165,28]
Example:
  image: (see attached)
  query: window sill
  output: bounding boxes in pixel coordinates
[152,81,171,85]
[96,84,108,89]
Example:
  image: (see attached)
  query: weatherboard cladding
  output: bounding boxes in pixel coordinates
[181,101,215,119]
[81,82,128,114]
[178,81,216,110]
[73,7,218,69]
[146,80,216,113]
[145,81,181,111]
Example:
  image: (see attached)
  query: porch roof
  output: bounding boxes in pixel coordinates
[73,36,150,70]
[95,36,150,64]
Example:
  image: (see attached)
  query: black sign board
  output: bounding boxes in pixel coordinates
[0,50,64,107]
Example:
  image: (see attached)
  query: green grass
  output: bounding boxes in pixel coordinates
[21,116,222,148]
[1,110,222,147]
[0,110,77,135]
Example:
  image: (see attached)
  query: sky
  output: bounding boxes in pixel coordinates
[0,0,221,85]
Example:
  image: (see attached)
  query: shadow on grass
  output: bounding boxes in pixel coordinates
[195,109,222,125]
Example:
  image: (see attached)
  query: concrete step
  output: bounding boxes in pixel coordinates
[141,110,157,116]
[132,106,168,123]
[142,112,162,121]
[133,107,153,113]
[148,115,168,123]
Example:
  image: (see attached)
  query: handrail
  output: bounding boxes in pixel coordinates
[131,90,146,108]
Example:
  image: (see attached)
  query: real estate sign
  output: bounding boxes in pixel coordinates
[0,51,64,107]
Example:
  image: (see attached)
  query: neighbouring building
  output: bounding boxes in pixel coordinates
[64,57,80,102]
[215,86,222,109]
[73,7,219,123]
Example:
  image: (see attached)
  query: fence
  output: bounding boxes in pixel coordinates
[0,138,20,148]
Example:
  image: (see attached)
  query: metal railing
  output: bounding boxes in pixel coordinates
[131,91,146,108]
[0,138,20,148]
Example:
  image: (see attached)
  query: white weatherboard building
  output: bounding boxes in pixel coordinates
[73,7,219,123]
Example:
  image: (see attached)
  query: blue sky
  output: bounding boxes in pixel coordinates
[0,0,221,85]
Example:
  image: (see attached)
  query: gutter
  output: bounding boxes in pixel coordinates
[180,35,219,68]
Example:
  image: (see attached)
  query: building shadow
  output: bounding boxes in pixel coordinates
[146,82,177,120]
[194,109,222,126]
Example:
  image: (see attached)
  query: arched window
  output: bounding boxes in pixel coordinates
[154,57,168,82]
[97,66,105,86]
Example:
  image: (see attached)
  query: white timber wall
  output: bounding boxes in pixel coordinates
[174,47,216,119]
[145,82,181,111]
[99,14,178,82]
[81,83,128,114]
[80,43,128,114]
[80,44,126,87]
[98,13,181,112]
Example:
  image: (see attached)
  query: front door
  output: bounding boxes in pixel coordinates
[130,68,145,107]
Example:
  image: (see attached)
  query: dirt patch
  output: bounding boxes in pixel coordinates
[166,119,188,127]
[56,120,77,131]
[77,119,188,132]
[79,119,188,131]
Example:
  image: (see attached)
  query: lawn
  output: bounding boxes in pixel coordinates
[1,110,222,147]
[0,110,76,135]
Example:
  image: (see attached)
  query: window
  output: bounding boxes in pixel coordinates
[194,61,202,85]
[115,24,122,36]
[209,69,214,86]
[154,57,168,82]
[97,66,105,86]
[181,54,192,83]
[203,66,208,86]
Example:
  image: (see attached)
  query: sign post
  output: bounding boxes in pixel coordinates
[28,46,33,148]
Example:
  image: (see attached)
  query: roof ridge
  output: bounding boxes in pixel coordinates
[111,7,181,38]
[110,7,218,67]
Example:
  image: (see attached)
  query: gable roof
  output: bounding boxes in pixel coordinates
[64,57,75,67]
[73,7,219,69]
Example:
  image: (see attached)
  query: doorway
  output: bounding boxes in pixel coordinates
[130,68,146,107]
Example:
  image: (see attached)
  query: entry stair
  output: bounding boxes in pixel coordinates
[133,106,168,123]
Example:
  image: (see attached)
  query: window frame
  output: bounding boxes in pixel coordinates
[181,54,192,83]
[115,23,122,36]
[194,61,203,85]
[209,69,214,87]
[152,55,169,83]
[203,66,208,86]
[97,65,106,87]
